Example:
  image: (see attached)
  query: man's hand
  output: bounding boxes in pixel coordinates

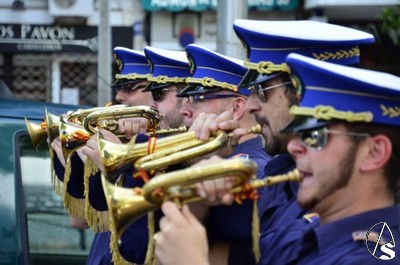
[118,117,150,139]
[189,111,250,150]
[193,156,236,206]
[50,137,66,167]
[81,128,121,174]
[155,202,209,265]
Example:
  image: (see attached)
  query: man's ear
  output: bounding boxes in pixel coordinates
[231,97,247,120]
[359,135,392,173]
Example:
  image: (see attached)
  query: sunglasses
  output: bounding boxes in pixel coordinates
[295,127,370,151]
[249,82,292,102]
[151,88,177,102]
[116,83,147,93]
[186,94,240,106]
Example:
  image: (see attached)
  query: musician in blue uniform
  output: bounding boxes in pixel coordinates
[85,47,154,265]
[83,46,191,264]
[153,20,385,265]
[274,53,400,264]
[232,19,376,239]
[177,44,270,264]
[153,52,400,265]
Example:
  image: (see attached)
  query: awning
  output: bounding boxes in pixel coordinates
[141,0,299,12]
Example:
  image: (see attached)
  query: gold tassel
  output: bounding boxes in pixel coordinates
[50,147,55,186]
[144,212,156,265]
[83,157,110,232]
[62,158,72,211]
[109,213,134,265]
[49,148,64,196]
[62,158,86,218]
[63,195,86,218]
[252,199,261,263]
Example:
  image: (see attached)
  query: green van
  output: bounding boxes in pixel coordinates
[0,98,94,265]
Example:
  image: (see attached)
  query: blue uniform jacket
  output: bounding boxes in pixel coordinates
[281,205,400,265]
[54,152,85,199]
[205,136,271,265]
[257,153,306,234]
[87,133,185,264]
[259,213,319,265]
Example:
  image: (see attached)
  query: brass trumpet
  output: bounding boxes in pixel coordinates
[134,124,262,174]
[100,125,261,179]
[83,105,162,134]
[60,105,164,161]
[25,108,60,149]
[99,126,194,180]
[59,116,91,160]
[66,104,128,124]
[102,158,301,240]
[25,105,127,149]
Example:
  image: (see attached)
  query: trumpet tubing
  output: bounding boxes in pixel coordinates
[135,124,262,174]
[103,158,301,242]
[100,130,198,181]
[151,126,187,135]
[142,158,257,204]
[142,159,301,205]
[134,131,226,173]
[60,105,163,163]
[83,105,162,135]
[66,104,128,124]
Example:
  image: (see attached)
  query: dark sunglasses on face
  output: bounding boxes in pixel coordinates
[151,88,177,102]
[295,127,370,151]
[186,94,240,106]
[116,83,147,93]
[249,81,292,102]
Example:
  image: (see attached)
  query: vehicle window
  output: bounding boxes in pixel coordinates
[17,134,94,265]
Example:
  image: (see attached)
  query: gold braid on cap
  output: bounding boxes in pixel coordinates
[185,77,238,92]
[312,47,360,61]
[290,105,373,123]
[147,75,186,84]
[381,105,400,118]
[244,61,290,75]
[115,73,152,80]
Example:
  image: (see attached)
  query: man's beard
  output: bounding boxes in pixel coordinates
[256,114,288,156]
[299,142,358,210]
[161,98,184,129]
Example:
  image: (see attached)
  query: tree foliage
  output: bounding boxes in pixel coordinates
[380,4,400,46]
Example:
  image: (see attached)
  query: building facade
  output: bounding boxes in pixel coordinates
[0,0,398,106]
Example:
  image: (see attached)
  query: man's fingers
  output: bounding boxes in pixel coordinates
[209,110,235,131]
[161,201,183,222]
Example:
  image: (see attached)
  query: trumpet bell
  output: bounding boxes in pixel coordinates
[25,118,47,149]
[101,174,156,239]
[45,108,61,144]
[59,116,91,161]
[25,108,60,149]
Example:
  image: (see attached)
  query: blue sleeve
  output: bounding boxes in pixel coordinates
[118,209,163,263]
[87,134,150,211]
[88,171,108,211]
[53,151,65,182]
[206,145,269,240]
[86,232,113,265]
[65,153,85,199]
